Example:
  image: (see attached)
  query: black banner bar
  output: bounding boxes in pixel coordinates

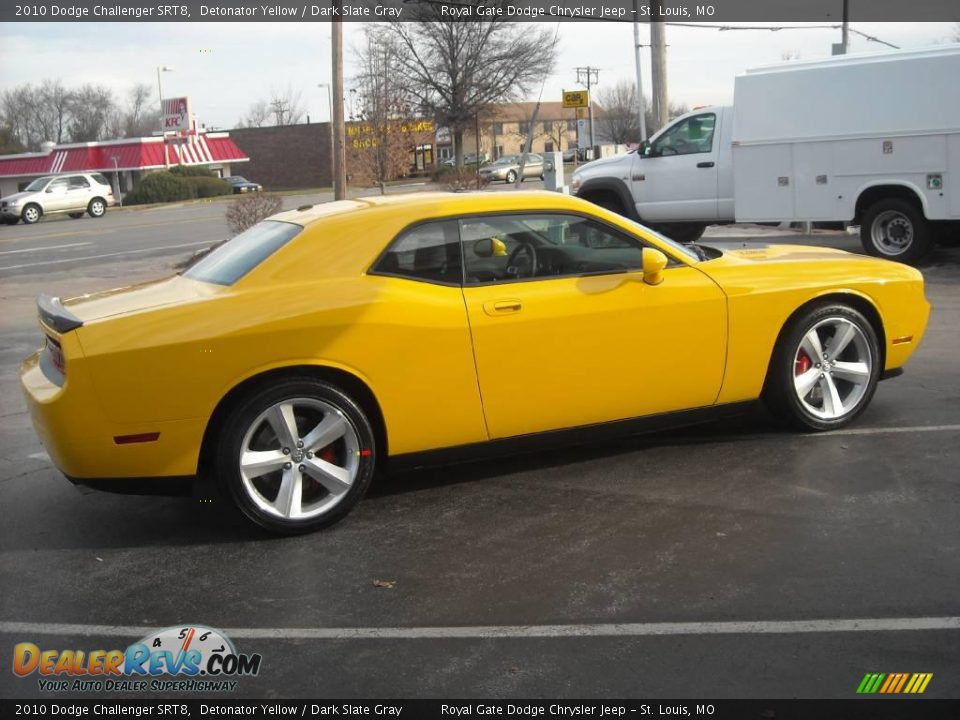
[3,699,960,720]
[2,0,959,23]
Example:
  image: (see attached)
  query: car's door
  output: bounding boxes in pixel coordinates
[43,177,71,212]
[523,154,543,178]
[459,212,727,439]
[632,112,721,222]
[67,175,92,211]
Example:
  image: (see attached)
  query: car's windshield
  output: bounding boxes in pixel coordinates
[620,218,701,261]
[493,157,516,165]
[25,177,51,191]
[227,177,247,184]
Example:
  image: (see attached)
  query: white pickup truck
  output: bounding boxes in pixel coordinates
[572,45,960,263]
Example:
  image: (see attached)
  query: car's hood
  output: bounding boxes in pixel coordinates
[2,191,33,204]
[699,241,857,263]
[60,275,222,324]
[696,241,923,287]
[574,153,631,176]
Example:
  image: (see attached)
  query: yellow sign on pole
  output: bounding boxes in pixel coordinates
[563,90,589,109]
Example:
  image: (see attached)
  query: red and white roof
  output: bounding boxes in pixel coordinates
[0,133,248,178]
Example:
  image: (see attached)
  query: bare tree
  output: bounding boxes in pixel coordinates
[0,124,26,154]
[239,99,271,128]
[67,84,115,142]
[121,83,160,137]
[348,26,418,190]
[386,11,558,167]
[36,79,72,144]
[598,80,690,144]
[1,81,73,149]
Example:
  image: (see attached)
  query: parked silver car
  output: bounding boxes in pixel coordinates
[1,173,116,225]
[478,154,544,183]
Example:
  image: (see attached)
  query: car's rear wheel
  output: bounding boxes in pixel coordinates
[216,378,376,533]
[87,198,106,218]
[655,222,707,243]
[68,212,84,219]
[21,204,41,224]
[860,198,932,264]
[505,170,517,184]
[764,303,880,431]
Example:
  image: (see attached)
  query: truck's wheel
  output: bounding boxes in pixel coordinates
[860,198,932,264]
[656,223,707,243]
[583,193,627,217]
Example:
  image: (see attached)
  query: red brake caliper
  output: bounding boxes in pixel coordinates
[795,351,812,376]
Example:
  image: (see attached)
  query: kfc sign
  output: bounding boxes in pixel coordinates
[162,97,191,132]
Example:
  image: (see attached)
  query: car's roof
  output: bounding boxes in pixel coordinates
[273,191,592,228]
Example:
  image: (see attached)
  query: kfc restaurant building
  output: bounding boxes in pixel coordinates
[0,132,249,199]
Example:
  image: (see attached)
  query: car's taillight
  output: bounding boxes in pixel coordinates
[46,335,65,375]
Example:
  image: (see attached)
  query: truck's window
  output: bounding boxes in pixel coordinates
[652,113,716,156]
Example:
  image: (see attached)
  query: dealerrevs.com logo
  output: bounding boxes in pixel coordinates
[13,625,262,693]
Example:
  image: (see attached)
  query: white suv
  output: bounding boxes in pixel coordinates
[1,173,116,225]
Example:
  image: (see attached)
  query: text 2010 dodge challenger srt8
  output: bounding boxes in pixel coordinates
[21,191,930,533]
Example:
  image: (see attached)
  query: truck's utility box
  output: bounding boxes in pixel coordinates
[732,46,960,224]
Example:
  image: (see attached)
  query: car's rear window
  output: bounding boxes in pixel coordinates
[183,220,301,285]
[91,173,110,186]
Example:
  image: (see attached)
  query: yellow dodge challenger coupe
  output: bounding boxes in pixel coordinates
[21,192,930,533]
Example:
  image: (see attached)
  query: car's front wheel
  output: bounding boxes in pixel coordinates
[216,378,376,533]
[87,198,106,218]
[764,303,880,431]
[21,204,41,224]
[505,170,517,184]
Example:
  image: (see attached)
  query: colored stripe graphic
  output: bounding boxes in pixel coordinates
[857,672,932,694]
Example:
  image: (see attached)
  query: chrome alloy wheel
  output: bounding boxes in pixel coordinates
[870,209,914,256]
[793,317,873,420]
[89,199,106,217]
[239,398,360,520]
[22,205,40,223]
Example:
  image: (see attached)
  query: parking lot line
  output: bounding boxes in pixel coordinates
[807,424,960,437]
[1,616,957,640]
[0,241,92,256]
[0,240,212,271]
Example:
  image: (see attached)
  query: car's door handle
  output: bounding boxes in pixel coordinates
[697,161,715,168]
[483,299,522,316]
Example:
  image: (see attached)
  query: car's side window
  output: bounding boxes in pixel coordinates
[47,178,69,192]
[651,113,716,157]
[371,220,463,286]
[69,176,90,190]
[91,173,110,186]
[460,214,644,285]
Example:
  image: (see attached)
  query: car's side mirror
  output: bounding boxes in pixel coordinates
[473,237,508,258]
[45,188,53,193]
[642,247,668,286]
[638,140,651,157]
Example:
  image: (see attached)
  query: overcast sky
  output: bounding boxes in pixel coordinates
[0,21,955,131]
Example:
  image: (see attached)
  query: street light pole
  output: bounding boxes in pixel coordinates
[156,65,173,168]
[633,1,648,142]
[318,83,335,194]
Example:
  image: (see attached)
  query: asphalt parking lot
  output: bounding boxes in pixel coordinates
[1,192,958,700]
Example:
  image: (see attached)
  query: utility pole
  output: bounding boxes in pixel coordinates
[331,15,347,200]
[632,0,648,142]
[575,66,599,156]
[650,0,669,129]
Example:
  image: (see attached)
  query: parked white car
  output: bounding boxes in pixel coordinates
[1,173,116,225]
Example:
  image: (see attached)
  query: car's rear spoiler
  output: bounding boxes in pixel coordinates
[37,294,83,333]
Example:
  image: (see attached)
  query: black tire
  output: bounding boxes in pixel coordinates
[763,303,881,432]
[656,222,707,243]
[505,170,517,184]
[68,212,84,219]
[21,203,41,224]
[859,198,933,264]
[87,198,107,218]
[1,217,18,225]
[215,378,377,534]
